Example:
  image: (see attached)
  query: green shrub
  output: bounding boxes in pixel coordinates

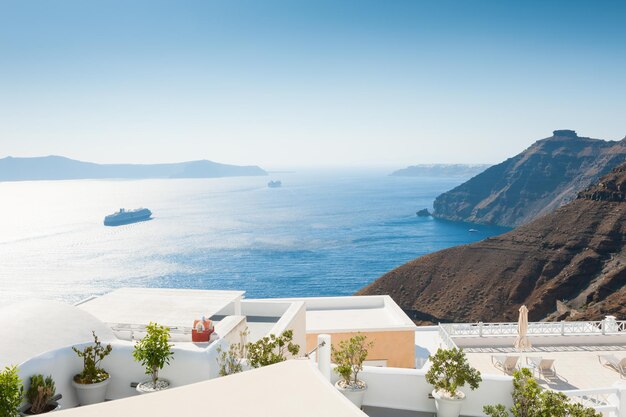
[425,347,481,398]
[26,374,55,414]
[246,330,300,368]
[217,329,249,377]
[132,322,174,385]
[332,334,373,388]
[483,368,602,417]
[0,365,23,417]
[72,331,112,384]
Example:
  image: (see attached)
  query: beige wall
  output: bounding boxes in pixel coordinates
[306,330,415,369]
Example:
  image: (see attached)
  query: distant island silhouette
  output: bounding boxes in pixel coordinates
[390,164,491,177]
[0,155,267,181]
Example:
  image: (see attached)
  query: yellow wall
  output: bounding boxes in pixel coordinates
[306,330,415,369]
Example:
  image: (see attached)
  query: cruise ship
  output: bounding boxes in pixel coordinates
[103,208,152,226]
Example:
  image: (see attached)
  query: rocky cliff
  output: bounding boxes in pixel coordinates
[358,163,626,323]
[433,130,626,227]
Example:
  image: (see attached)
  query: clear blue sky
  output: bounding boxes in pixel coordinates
[1,0,624,168]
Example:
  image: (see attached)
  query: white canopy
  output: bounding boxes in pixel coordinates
[0,299,115,368]
[77,288,245,329]
[56,360,367,417]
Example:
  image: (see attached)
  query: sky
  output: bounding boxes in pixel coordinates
[0,0,625,169]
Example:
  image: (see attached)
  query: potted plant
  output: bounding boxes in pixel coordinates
[24,374,60,414]
[133,322,174,393]
[331,334,373,408]
[1,365,23,417]
[71,331,112,406]
[483,368,602,417]
[425,347,482,417]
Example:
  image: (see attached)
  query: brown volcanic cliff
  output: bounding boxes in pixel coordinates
[359,163,626,323]
[433,130,626,227]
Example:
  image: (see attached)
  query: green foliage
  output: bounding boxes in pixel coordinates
[72,331,112,384]
[0,365,24,417]
[483,368,603,417]
[26,374,56,414]
[246,330,300,368]
[331,334,373,387]
[132,322,174,385]
[217,329,249,377]
[425,347,482,398]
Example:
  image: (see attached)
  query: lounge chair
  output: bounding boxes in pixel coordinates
[598,354,626,377]
[526,357,556,379]
[491,355,519,374]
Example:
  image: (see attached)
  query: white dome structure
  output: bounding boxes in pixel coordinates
[0,299,115,367]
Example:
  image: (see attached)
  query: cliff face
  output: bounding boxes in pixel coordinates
[358,163,626,323]
[433,131,626,227]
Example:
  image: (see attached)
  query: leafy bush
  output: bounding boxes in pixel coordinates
[72,331,112,384]
[132,322,174,385]
[217,329,249,376]
[425,347,481,398]
[246,330,300,368]
[483,368,602,417]
[332,334,373,388]
[26,374,56,414]
[0,365,23,417]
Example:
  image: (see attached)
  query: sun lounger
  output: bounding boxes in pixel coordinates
[491,355,519,374]
[598,354,626,377]
[526,357,556,379]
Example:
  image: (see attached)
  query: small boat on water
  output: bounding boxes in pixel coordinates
[468,228,478,233]
[104,208,152,226]
[267,180,282,188]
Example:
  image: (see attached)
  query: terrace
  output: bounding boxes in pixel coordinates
[2,288,626,417]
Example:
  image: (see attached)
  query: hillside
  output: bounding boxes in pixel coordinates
[358,163,626,323]
[433,130,626,227]
[391,164,491,177]
[0,156,267,181]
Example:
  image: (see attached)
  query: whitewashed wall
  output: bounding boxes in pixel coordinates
[18,335,231,409]
[330,365,514,417]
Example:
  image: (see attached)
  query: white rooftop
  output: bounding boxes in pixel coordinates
[278,295,416,333]
[466,346,626,390]
[0,300,115,368]
[77,288,244,329]
[56,360,367,417]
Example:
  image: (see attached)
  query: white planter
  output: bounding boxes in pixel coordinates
[72,378,110,406]
[136,379,171,395]
[432,390,465,417]
[335,380,367,409]
[22,401,61,415]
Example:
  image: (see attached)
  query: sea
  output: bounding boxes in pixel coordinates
[0,170,509,306]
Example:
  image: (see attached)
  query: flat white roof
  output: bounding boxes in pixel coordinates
[56,360,367,417]
[0,300,115,368]
[273,295,416,333]
[77,288,244,329]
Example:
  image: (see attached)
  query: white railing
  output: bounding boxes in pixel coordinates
[562,387,620,417]
[108,322,194,341]
[440,319,626,338]
[438,323,458,349]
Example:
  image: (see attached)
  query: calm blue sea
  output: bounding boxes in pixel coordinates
[0,170,509,306]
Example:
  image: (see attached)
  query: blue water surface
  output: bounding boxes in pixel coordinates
[0,170,509,305]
